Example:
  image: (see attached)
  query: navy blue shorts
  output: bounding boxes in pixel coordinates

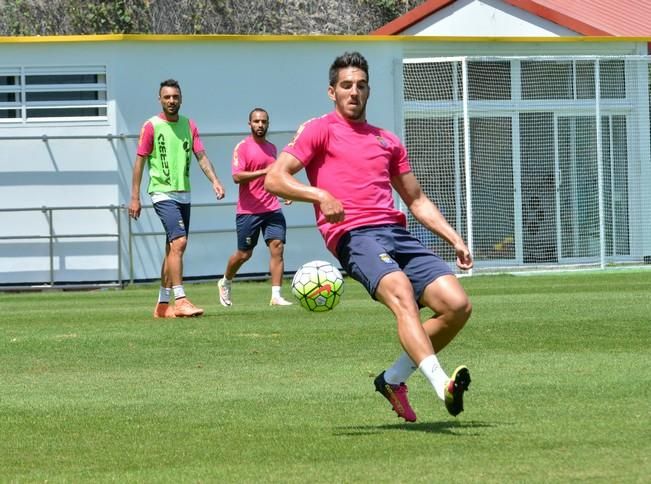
[236,210,286,251]
[153,200,190,242]
[336,225,453,301]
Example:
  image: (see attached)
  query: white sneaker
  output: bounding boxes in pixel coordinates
[269,296,293,306]
[218,278,232,307]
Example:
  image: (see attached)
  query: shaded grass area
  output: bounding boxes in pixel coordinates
[1,271,649,482]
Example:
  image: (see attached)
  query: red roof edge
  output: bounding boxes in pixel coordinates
[371,0,456,35]
[504,0,612,35]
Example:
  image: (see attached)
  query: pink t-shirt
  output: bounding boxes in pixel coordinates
[232,136,280,214]
[136,113,205,157]
[283,111,411,254]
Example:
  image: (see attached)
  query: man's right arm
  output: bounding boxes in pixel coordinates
[129,155,147,220]
[129,121,154,220]
[265,152,344,224]
[232,168,268,184]
[231,143,268,184]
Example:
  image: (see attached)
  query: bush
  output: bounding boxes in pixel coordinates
[0,0,424,35]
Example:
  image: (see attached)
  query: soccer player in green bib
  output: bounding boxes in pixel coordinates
[129,79,226,318]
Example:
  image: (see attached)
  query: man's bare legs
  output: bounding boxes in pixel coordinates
[157,236,203,317]
[268,239,291,305]
[225,248,253,281]
[375,272,472,417]
[420,275,472,352]
[375,271,434,363]
[166,236,186,287]
[218,248,252,307]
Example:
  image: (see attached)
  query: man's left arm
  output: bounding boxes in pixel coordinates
[196,150,225,200]
[392,172,472,270]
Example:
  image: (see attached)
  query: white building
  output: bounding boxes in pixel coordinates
[1,1,650,287]
[0,37,408,286]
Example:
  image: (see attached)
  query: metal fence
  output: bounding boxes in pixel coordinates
[0,202,320,290]
[0,203,230,289]
[0,128,301,290]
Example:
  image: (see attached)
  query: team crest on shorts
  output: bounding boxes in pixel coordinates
[379,253,393,264]
[178,219,185,229]
[246,236,252,246]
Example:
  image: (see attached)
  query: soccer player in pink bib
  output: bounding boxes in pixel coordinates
[265,52,474,421]
[218,108,292,307]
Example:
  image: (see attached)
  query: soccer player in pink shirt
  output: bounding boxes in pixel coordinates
[266,52,474,421]
[218,108,293,307]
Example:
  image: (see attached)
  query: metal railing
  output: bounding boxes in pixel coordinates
[125,201,239,286]
[0,129,297,141]
[0,202,315,289]
[0,128,304,290]
[0,204,124,288]
[0,203,232,288]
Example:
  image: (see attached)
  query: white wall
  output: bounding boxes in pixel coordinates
[0,37,404,284]
[1,34,649,285]
[403,0,579,37]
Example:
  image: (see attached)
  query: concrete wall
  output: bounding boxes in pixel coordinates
[1,34,648,285]
[0,37,405,285]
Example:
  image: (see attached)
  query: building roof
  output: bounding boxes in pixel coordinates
[372,0,651,36]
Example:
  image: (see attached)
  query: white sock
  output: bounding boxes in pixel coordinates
[384,352,418,385]
[271,286,281,298]
[172,285,186,300]
[419,354,449,401]
[222,277,232,287]
[158,287,171,303]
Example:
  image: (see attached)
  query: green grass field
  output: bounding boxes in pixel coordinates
[1,270,649,483]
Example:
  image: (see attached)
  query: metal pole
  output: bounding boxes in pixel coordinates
[553,115,562,262]
[128,212,134,285]
[608,117,617,256]
[595,60,606,269]
[461,58,474,275]
[114,205,122,287]
[452,62,463,239]
[45,207,54,286]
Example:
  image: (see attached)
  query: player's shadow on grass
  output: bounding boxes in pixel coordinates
[334,420,495,436]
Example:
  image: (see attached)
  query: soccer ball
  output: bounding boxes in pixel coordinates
[291,260,344,312]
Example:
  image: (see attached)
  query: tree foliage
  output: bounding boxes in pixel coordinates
[0,0,424,35]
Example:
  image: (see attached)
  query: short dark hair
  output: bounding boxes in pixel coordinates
[329,52,369,87]
[159,79,181,95]
[249,107,269,121]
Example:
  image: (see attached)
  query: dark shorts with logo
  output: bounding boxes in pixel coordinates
[336,224,453,301]
[153,199,191,243]
[236,210,286,251]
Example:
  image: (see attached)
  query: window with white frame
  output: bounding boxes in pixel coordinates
[0,66,107,122]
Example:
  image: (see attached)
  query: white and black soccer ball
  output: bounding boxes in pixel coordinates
[291,260,344,312]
